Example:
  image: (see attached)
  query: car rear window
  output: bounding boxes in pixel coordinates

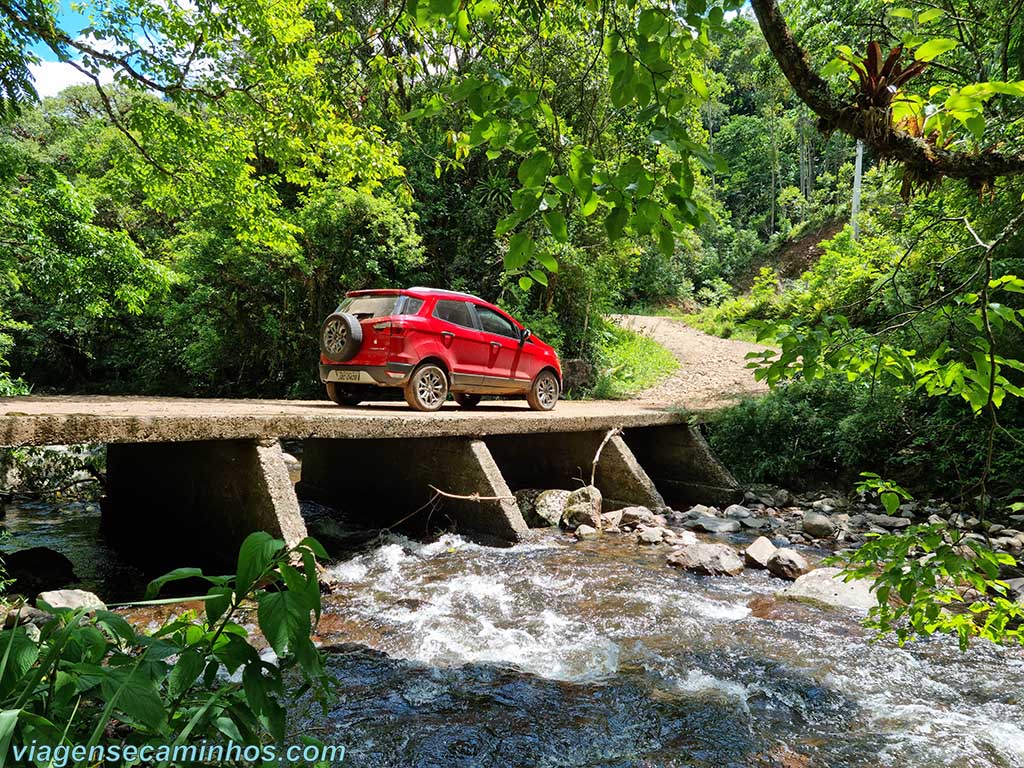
[433,300,476,329]
[338,294,399,319]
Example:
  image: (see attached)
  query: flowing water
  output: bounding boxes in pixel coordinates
[5,501,1023,767]
[305,531,1024,768]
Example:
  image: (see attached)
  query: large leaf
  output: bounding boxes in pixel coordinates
[541,211,568,243]
[168,648,205,700]
[257,592,311,657]
[101,667,167,731]
[144,568,206,600]
[0,709,20,767]
[516,150,553,188]
[235,532,284,596]
[915,38,958,61]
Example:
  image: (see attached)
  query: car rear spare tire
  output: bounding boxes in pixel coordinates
[320,312,362,362]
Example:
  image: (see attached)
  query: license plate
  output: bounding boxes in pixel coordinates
[332,370,361,382]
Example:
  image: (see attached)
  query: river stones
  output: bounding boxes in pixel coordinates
[3,546,77,597]
[562,486,603,529]
[744,536,777,569]
[724,504,752,519]
[600,508,624,528]
[666,541,744,576]
[618,505,657,528]
[574,524,599,540]
[636,526,665,545]
[766,548,810,580]
[531,490,571,527]
[865,513,912,529]
[37,589,106,612]
[802,512,835,539]
[778,567,876,612]
[686,517,741,534]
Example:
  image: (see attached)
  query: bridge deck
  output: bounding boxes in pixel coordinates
[0,396,687,446]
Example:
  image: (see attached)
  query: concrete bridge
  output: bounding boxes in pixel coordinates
[1,396,739,568]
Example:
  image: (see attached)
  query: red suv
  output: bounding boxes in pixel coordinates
[319,288,562,412]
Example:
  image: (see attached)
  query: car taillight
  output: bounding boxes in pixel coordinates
[374,320,406,335]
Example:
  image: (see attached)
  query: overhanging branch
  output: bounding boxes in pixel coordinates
[749,0,1024,185]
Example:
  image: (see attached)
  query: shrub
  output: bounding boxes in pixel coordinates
[0,533,330,762]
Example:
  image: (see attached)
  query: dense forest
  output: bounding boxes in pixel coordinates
[2,0,1023,505]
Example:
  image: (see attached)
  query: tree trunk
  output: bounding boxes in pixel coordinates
[851,139,864,240]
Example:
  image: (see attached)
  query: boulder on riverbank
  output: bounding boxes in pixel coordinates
[525,489,570,527]
[802,512,835,539]
[744,536,777,569]
[766,549,810,580]
[3,547,77,597]
[666,541,744,576]
[562,486,603,529]
[37,589,106,612]
[778,567,876,612]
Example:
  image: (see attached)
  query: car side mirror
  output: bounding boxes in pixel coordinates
[520,328,532,345]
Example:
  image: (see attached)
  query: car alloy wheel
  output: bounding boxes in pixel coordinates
[405,364,449,411]
[528,370,560,411]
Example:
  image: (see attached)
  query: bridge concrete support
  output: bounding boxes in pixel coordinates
[483,431,664,511]
[104,439,307,572]
[622,424,741,508]
[298,437,529,546]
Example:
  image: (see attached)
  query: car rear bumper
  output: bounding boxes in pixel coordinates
[319,362,413,386]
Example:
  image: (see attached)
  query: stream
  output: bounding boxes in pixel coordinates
[4,502,1023,767]
[304,531,1024,768]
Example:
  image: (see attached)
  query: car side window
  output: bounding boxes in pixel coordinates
[401,297,425,315]
[476,306,519,339]
[433,300,476,329]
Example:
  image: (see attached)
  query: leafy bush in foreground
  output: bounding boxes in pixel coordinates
[0,533,329,765]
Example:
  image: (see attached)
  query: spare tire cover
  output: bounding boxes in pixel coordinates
[320,312,363,362]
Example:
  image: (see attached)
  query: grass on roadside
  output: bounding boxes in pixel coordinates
[591,323,679,399]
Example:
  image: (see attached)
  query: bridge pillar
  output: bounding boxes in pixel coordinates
[104,439,307,572]
[483,431,664,511]
[622,424,741,508]
[297,437,529,546]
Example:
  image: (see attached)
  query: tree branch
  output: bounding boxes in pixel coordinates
[748,0,1024,186]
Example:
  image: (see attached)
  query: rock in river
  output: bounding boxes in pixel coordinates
[562,486,603,529]
[3,547,77,597]
[619,505,656,528]
[766,549,810,580]
[574,524,599,540]
[686,517,741,534]
[744,536,777,569]
[37,589,106,612]
[778,567,877,612]
[865,513,912,530]
[802,512,835,539]
[636,526,665,545]
[666,541,744,576]
[531,489,570,527]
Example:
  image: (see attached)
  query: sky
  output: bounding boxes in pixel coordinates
[29,3,115,98]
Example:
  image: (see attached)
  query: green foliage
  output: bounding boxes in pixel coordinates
[0,533,330,762]
[591,323,679,399]
[835,525,1023,649]
[0,445,104,500]
[855,471,912,515]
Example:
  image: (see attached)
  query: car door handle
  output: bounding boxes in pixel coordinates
[441,331,455,339]
[490,341,501,348]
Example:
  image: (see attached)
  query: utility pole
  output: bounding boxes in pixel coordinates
[851,139,864,240]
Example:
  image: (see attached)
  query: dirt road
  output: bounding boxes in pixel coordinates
[613,314,769,410]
